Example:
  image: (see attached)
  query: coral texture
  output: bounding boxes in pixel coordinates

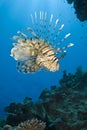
[4,67,87,129]
[18,119,46,130]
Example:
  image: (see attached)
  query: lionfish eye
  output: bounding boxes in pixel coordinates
[10,11,74,74]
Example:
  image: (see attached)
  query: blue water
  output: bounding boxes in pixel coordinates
[0,0,87,117]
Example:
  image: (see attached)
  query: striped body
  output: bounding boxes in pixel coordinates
[10,11,74,73]
[36,41,59,71]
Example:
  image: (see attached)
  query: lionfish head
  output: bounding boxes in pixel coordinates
[10,11,74,74]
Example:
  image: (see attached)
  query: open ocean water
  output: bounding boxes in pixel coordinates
[0,0,87,118]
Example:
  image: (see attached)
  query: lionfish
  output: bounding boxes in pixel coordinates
[10,11,74,74]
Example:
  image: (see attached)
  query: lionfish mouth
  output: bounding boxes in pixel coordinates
[10,11,74,74]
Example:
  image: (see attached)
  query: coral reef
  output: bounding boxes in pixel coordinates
[2,119,46,130]
[3,67,87,129]
[66,0,87,21]
[18,119,46,130]
[4,98,34,126]
[0,119,6,128]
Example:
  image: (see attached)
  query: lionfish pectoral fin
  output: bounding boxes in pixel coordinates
[16,58,42,74]
[54,33,71,48]
[56,43,74,53]
[62,43,74,51]
[57,43,74,61]
[58,51,66,61]
[13,36,21,41]
[17,31,28,40]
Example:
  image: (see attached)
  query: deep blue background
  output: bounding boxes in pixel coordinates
[0,0,87,117]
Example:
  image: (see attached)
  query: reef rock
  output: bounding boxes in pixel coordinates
[4,67,87,130]
[66,0,87,21]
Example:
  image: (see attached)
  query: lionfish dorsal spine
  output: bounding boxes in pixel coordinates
[51,24,64,44]
[45,14,59,43]
[46,18,59,46]
[30,13,39,38]
[48,14,59,44]
[27,27,39,39]
[30,12,41,39]
[44,14,54,42]
[34,11,37,21]
[34,11,40,36]
[54,32,71,48]
[30,11,46,40]
[39,11,46,38]
[30,14,34,24]
[42,12,47,38]
[50,14,53,24]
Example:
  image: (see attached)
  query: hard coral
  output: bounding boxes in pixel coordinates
[18,119,46,130]
[4,98,35,126]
